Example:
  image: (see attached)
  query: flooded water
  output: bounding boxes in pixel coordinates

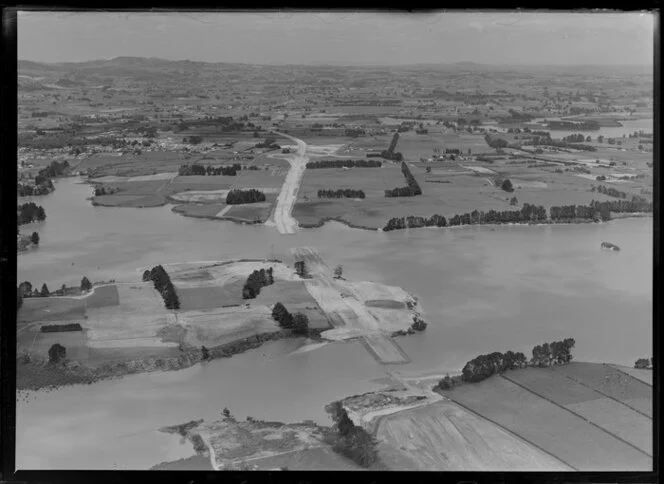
[17,177,653,469]
[531,117,653,140]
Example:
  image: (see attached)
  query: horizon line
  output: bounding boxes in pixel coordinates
[18,56,655,69]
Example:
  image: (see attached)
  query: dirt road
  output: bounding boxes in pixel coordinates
[269,132,308,234]
[291,247,410,364]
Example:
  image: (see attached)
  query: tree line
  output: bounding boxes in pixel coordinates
[41,323,83,333]
[592,184,628,199]
[226,189,266,205]
[242,267,274,299]
[383,203,548,231]
[383,199,652,232]
[18,276,92,300]
[143,265,180,310]
[530,136,596,152]
[306,159,382,169]
[325,400,380,468]
[17,202,46,225]
[385,162,422,197]
[178,163,241,176]
[317,189,366,199]
[271,302,309,335]
[437,338,576,388]
[94,186,119,196]
[379,132,403,161]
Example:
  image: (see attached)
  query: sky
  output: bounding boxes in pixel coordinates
[17,10,656,66]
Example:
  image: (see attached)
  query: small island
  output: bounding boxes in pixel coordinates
[601,242,621,251]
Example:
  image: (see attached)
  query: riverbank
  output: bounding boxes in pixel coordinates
[16,330,305,392]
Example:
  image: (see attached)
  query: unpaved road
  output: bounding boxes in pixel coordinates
[269,132,308,234]
[291,247,410,364]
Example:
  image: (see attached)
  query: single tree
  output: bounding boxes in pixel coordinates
[294,260,307,278]
[40,283,50,297]
[80,276,92,292]
[334,265,343,279]
[201,346,210,361]
[426,166,432,173]
[142,270,151,282]
[61,283,67,294]
[510,196,518,206]
[501,179,514,193]
[18,281,32,296]
[48,343,66,363]
[31,231,40,245]
[222,407,231,418]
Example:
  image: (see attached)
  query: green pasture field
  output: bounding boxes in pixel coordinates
[172,203,225,218]
[85,284,120,309]
[551,363,652,417]
[225,203,273,223]
[177,282,245,310]
[446,372,651,471]
[18,297,86,323]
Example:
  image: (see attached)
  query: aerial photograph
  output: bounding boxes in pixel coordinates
[14,10,654,471]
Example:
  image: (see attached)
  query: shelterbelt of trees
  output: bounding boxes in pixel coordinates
[317,189,366,199]
[17,202,46,225]
[383,198,652,231]
[178,163,241,176]
[591,184,628,199]
[242,267,274,299]
[437,338,576,389]
[143,265,180,310]
[306,159,382,169]
[385,162,422,198]
[226,189,266,205]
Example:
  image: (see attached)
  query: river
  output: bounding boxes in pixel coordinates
[16,177,652,469]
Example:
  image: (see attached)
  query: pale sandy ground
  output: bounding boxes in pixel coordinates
[89,172,177,183]
[304,144,345,157]
[462,165,498,175]
[169,190,230,203]
[291,247,412,364]
[166,260,300,288]
[269,132,308,234]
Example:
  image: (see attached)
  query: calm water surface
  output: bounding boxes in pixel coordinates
[17,177,652,469]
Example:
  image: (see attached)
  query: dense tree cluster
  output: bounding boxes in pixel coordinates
[461,351,529,383]
[18,179,54,196]
[36,160,69,183]
[94,186,119,196]
[317,189,366,199]
[178,163,240,176]
[41,323,83,333]
[145,265,180,310]
[326,401,380,468]
[592,184,628,199]
[456,338,576,384]
[17,202,46,225]
[484,134,509,149]
[634,358,653,369]
[255,137,281,149]
[500,179,514,192]
[385,162,422,197]
[563,133,588,143]
[175,116,248,133]
[306,159,382,169]
[271,302,293,328]
[242,267,274,299]
[271,303,308,334]
[48,343,67,363]
[226,189,266,205]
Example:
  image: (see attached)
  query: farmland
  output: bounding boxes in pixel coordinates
[439,363,652,470]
